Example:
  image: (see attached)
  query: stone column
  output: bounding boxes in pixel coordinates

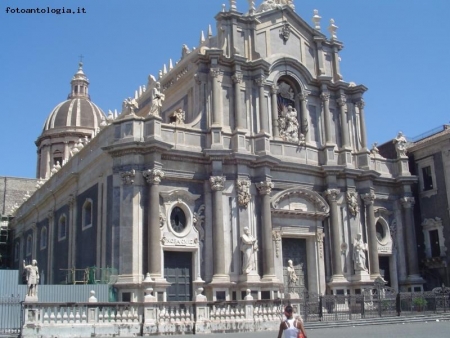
[271,85,279,138]
[332,46,343,81]
[67,195,76,274]
[298,91,310,142]
[232,72,244,130]
[320,91,332,144]
[31,223,38,262]
[356,99,367,150]
[143,168,165,278]
[256,75,268,133]
[46,212,55,283]
[315,41,325,76]
[256,179,277,280]
[63,141,70,164]
[210,68,222,126]
[337,94,349,148]
[362,192,380,277]
[325,189,343,278]
[401,197,420,277]
[210,176,229,281]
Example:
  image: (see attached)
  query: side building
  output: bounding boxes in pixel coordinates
[406,125,450,288]
[9,1,424,301]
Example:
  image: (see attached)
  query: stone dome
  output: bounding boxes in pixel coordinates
[43,97,104,132]
[41,62,105,133]
[35,62,106,179]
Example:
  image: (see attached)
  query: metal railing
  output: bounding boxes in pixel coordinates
[5,286,450,337]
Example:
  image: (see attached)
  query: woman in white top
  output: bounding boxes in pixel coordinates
[277,305,307,338]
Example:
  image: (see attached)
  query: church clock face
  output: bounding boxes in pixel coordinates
[170,207,186,233]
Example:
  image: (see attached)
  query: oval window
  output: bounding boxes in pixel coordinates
[170,207,186,233]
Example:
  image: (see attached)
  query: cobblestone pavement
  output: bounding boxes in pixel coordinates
[150,320,450,338]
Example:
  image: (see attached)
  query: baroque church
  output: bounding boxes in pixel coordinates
[8,0,424,302]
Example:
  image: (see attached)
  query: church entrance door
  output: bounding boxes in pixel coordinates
[282,238,308,294]
[164,251,192,301]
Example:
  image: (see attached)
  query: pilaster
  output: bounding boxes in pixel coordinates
[256,179,278,283]
[361,191,380,279]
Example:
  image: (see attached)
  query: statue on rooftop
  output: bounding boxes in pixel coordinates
[148,75,166,116]
[394,131,408,157]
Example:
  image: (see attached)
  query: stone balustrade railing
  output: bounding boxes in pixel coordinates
[23,300,284,337]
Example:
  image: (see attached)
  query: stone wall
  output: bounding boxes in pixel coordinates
[0,176,37,216]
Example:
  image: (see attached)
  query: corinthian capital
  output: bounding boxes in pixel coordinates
[355,99,365,109]
[232,72,243,84]
[297,91,310,102]
[210,68,223,79]
[400,196,415,209]
[121,169,136,185]
[337,95,347,107]
[324,189,340,202]
[256,179,274,195]
[361,192,375,205]
[320,92,330,102]
[255,75,265,87]
[143,168,165,185]
[210,176,225,191]
[270,84,278,95]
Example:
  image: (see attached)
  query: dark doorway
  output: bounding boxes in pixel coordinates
[379,256,391,286]
[164,251,192,301]
[282,238,308,294]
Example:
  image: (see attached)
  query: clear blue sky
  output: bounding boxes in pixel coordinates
[1,0,449,178]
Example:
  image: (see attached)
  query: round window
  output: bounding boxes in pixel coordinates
[170,207,186,233]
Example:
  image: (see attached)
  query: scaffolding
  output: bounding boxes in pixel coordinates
[0,216,12,268]
[59,266,118,285]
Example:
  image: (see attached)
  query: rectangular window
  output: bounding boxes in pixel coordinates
[422,166,433,191]
[429,229,440,257]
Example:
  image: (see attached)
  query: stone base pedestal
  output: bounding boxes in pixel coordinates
[353,270,371,282]
[232,129,249,152]
[254,133,271,155]
[24,295,38,303]
[239,272,260,283]
[324,144,337,165]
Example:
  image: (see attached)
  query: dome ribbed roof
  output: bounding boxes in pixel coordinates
[43,98,104,132]
[41,62,105,133]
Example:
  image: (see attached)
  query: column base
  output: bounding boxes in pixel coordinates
[210,125,223,149]
[356,150,371,169]
[323,144,337,165]
[352,270,371,282]
[232,129,249,152]
[239,272,260,283]
[338,148,353,167]
[254,133,271,155]
[261,274,280,283]
[211,274,231,284]
[328,274,346,283]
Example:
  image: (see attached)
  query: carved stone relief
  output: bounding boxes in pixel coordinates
[236,179,251,208]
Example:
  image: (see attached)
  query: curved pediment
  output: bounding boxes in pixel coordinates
[271,187,329,220]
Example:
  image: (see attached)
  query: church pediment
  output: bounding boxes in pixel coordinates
[271,187,329,220]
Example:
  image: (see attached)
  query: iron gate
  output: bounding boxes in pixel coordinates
[0,295,22,336]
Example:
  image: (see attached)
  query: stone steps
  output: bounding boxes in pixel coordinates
[305,312,450,329]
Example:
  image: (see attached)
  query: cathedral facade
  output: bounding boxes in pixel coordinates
[10,1,424,302]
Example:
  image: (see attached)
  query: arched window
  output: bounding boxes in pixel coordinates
[40,227,47,249]
[26,234,32,256]
[59,215,67,240]
[82,199,93,230]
